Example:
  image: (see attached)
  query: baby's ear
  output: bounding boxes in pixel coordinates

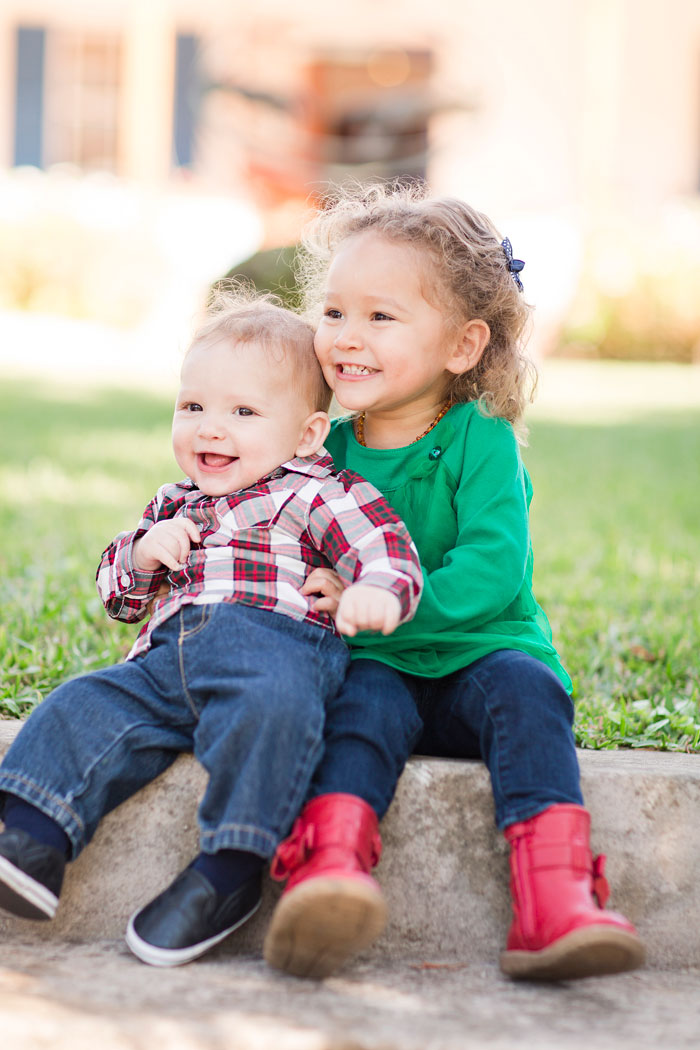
[446,318,491,375]
[295,411,331,458]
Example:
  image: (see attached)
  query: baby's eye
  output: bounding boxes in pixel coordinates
[372,311,394,322]
[234,407,255,417]
[183,402,203,412]
[323,308,342,319]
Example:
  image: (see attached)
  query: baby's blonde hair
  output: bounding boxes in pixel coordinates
[297,181,535,429]
[191,284,331,413]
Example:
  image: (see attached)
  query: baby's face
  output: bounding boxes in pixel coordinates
[172,338,315,497]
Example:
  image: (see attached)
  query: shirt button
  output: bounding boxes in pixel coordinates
[428,446,442,460]
[121,573,130,586]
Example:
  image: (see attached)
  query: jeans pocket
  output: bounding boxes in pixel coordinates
[178,604,212,640]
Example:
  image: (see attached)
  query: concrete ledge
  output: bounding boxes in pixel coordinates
[1,720,699,969]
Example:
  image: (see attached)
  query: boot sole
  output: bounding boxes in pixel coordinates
[0,855,58,921]
[263,876,387,979]
[500,925,646,981]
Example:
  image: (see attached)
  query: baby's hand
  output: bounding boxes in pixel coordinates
[132,519,201,573]
[301,567,345,617]
[335,584,402,638]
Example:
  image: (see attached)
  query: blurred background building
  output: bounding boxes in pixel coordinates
[0,0,699,372]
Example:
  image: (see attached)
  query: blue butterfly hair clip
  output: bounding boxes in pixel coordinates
[501,238,525,292]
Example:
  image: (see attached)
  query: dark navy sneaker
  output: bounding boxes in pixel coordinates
[0,827,66,920]
[125,866,262,967]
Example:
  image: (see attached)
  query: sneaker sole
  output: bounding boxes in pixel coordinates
[500,925,646,981]
[0,854,58,920]
[124,896,261,968]
[263,876,387,979]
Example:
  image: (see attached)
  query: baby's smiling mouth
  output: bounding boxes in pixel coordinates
[199,453,236,469]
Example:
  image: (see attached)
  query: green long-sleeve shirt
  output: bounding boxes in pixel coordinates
[325,402,571,690]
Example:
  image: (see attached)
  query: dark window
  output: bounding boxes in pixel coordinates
[14,26,45,167]
[173,34,201,168]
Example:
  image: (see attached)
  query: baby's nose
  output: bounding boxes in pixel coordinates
[196,415,226,438]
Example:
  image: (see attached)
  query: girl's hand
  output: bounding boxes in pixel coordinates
[335,584,402,637]
[301,567,345,616]
[133,519,201,573]
[147,579,172,615]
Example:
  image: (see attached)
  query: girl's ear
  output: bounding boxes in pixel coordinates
[445,319,491,375]
[295,411,332,458]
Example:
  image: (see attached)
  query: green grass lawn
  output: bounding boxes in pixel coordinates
[526,411,700,750]
[0,379,175,715]
[1,370,698,750]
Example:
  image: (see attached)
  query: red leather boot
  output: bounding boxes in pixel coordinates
[500,804,646,980]
[263,793,387,978]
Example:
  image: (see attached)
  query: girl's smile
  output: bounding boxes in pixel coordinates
[336,363,378,377]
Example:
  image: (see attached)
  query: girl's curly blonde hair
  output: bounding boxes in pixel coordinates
[296,181,536,432]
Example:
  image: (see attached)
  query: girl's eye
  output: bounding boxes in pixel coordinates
[184,402,202,412]
[372,312,393,322]
[234,407,254,417]
[324,308,342,319]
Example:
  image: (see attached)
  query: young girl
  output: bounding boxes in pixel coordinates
[262,182,646,982]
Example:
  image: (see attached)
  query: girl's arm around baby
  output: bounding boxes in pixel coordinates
[306,471,423,629]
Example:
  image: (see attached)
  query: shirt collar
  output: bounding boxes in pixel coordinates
[270,449,335,481]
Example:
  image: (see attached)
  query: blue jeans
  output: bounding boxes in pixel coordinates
[0,604,348,860]
[308,650,583,829]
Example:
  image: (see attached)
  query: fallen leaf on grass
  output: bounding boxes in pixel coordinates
[627,645,663,663]
[411,962,470,971]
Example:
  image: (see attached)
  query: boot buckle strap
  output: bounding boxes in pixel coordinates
[270,820,315,882]
[592,853,610,908]
[527,842,610,908]
[527,842,591,872]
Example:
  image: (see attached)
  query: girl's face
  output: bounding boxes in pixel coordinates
[314,232,465,419]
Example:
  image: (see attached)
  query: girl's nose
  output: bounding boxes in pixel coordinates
[334,322,362,352]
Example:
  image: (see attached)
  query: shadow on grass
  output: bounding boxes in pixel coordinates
[3,377,172,444]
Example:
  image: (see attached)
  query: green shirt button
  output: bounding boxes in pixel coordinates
[428,447,442,460]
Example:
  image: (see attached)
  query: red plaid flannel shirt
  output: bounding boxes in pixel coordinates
[96,451,422,660]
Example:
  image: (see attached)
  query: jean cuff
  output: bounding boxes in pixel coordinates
[0,772,85,858]
[199,823,278,860]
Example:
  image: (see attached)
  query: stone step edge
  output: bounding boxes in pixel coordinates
[0,720,699,970]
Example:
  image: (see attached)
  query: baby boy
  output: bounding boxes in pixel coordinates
[0,293,422,967]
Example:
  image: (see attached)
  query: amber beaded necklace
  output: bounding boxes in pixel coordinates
[354,400,452,448]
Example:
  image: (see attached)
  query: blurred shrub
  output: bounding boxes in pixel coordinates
[559,203,700,363]
[0,168,165,327]
[219,244,300,310]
